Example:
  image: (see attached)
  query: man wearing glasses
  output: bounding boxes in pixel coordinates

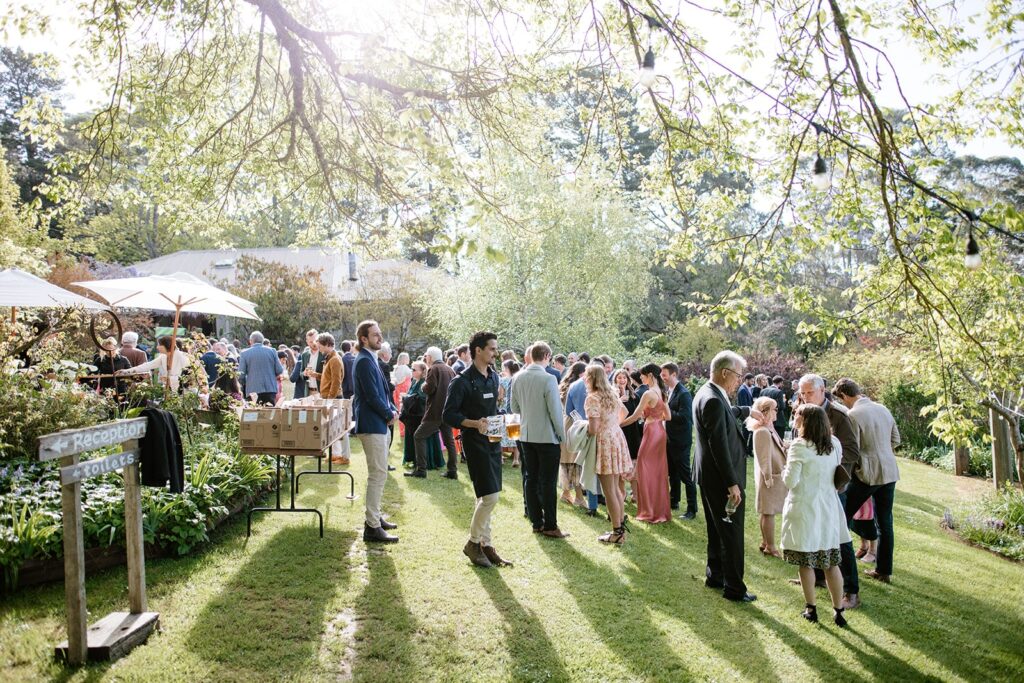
[693,351,760,603]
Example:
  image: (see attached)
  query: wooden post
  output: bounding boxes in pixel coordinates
[59,451,88,665]
[953,444,970,477]
[990,408,1013,488]
[123,438,146,614]
[39,419,158,664]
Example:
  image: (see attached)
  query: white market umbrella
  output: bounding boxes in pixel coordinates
[73,272,260,389]
[0,268,109,323]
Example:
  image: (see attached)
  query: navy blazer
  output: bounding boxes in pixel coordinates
[737,383,754,408]
[353,348,395,435]
[665,382,694,447]
[342,352,356,399]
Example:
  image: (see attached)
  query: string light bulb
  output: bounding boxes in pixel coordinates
[639,47,657,88]
[811,154,830,191]
[964,230,981,269]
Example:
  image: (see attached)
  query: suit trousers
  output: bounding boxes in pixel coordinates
[845,479,896,577]
[521,442,561,531]
[358,432,391,528]
[413,419,458,474]
[700,483,747,598]
[667,437,696,514]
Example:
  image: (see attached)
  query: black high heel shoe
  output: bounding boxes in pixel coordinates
[833,606,847,627]
[802,604,818,623]
[598,525,627,545]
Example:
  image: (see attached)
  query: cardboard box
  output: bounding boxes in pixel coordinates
[239,408,281,449]
[279,405,345,451]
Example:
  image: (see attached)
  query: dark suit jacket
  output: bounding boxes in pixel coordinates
[353,349,395,434]
[693,382,751,490]
[665,382,693,448]
[342,352,356,399]
[737,383,754,408]
[139,407,184,493]
[422,360,455,423]
[825,399,861,474]
[761,386,788,435]
[291,348,326,399]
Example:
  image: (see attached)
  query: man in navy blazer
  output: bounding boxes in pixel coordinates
[341,340,356,399]
[693,351,757,603]
[352,320,399,543]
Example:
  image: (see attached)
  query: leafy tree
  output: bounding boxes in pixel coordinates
[216,256,346,344]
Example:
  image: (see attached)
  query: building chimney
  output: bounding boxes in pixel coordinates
[348,252,359,281]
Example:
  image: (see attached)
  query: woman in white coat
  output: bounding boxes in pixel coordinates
[780,404,852,627]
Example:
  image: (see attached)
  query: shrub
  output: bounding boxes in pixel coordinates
[881,381,940,451]
[905,443,991,478]
[0,369,112,461]
[676,350,807,389]
[950,484,1024,561]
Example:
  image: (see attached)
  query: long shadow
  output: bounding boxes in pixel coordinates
[475,569,572,682]
[349,552,424,680]
[853,566,1024,679]
[536,540,701,680]
[185,524,357,676]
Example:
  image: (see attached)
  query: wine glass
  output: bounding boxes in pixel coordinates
[722,497,739,524]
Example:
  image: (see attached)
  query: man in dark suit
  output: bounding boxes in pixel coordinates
[661,363,696,519]
[737,373,755,456]
[341,340,356,399]
[693,351,757,602]
[798,373,862,609]
[760,375,788,439]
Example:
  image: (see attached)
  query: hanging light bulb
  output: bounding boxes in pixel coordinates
[811,154,830,191]
[638,47,657,88]
[964,230,982,269]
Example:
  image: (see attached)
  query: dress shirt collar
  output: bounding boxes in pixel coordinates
[709,380,732,408]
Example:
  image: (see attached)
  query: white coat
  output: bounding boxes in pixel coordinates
[780,436,852,553]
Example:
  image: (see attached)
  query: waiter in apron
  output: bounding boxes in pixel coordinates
[443,330,512,568]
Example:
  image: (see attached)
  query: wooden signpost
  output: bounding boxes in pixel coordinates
[38,418,159,664]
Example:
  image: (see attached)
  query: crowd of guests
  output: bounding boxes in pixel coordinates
[87,322,903,628]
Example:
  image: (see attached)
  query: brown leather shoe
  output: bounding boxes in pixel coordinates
[841,593,861,610]
[541,528,570,539]
[482,545,513,567]
[463,540,493,568]
[864,569,891,583]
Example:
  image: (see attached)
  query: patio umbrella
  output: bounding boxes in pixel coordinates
[0,268,109,323]
[73,272,260,389]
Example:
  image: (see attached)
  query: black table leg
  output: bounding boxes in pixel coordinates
[247,454,324,538]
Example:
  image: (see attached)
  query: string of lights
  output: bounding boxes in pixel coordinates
[623,2,1024,268]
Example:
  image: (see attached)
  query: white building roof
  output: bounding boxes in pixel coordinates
[131,248,440,302]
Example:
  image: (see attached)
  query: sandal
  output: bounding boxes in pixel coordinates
[855,548,867,559]
[598,525,627,545]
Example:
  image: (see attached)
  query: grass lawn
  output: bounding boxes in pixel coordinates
[2,440,1022,682]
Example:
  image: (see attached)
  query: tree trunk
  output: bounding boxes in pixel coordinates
[953,444,969,477]
[990,408,1014,489]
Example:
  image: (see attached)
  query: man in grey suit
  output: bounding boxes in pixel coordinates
[833,378,901,586]
[693,351,757,602]
[510,342,568,538]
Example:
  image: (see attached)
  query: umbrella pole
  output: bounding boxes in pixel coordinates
[166,304,182,395]
[10,306,15,325]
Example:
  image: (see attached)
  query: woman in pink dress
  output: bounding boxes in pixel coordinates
[620,363,672,523]
[583,365,634,544]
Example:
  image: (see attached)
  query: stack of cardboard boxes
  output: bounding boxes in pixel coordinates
[239,398,352,452]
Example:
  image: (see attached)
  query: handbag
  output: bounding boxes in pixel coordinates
[398,391,425,423]
[853,497,875,521]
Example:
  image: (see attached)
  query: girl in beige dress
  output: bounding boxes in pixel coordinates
[747,396,789,557]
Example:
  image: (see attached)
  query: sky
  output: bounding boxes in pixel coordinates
[0,0,1019,159]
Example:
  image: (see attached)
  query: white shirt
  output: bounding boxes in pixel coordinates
[129,352,191,392]
[307,350,320,389]
[710,381,732,408]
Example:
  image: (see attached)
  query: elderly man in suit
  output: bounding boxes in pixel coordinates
[511,342,567,538]
[353,320,399,544]
[694,350,757,602]
[833,378,901,586]
[239,331,284,405]
[798,373,862,608]
[408,346,458,479]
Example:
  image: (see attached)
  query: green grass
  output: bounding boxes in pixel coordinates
[2,444,1022,682]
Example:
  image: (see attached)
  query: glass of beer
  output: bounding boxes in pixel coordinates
[505,413,521,440]
[486,415,504,442]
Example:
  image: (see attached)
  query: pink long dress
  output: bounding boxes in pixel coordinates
[633,397,672,523]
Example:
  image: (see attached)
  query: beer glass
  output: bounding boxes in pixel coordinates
[486,415,504,442]
[505,413,521,440]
